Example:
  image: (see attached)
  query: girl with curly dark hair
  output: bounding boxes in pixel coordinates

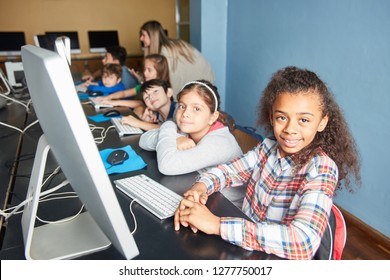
[174,66,361,260]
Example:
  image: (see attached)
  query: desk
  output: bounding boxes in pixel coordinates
[0,102,280,260]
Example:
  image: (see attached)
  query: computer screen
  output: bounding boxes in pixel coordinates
[34,34,52,50]
[21,45,139,260]
[0,32,26,56]
[45,31,81,54]
[88,30,119,53]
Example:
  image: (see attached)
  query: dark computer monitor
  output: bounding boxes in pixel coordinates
[88,30,119,53]
[0,32,26,56]
[45,31,81,54]
[34,34,52,50]
[21,45,139,260]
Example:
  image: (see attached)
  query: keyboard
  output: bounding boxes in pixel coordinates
[114,174,183,220]
[89,97,114,109]
[111,117,143,136]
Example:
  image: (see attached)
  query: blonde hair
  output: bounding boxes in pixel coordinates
[140,20,195,71]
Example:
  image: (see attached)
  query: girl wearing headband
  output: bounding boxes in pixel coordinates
[139,80,242,175]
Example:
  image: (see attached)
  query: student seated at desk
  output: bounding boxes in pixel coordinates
[94,54,170,113]
[83,64,125,95]
[120,79,176,131]
[82,45,138,90]
[173,67,361,260]
[139,80,242,175]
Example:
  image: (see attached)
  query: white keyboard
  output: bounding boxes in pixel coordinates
[111,118,143,136]
[114,174,183,220]
[89,97,114,109]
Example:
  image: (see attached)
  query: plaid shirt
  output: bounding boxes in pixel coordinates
[197,138,338,260]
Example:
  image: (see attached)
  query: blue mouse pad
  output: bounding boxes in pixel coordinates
[78,93,90,100]
[88,114,121,123]
[100,145,147,175]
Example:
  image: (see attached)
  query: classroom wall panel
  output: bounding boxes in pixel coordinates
[0,0,177,56]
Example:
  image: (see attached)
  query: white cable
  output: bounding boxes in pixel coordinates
[36,204,84,224]
[0,92,32,111]
[2,179,69,220]
[0,119,39,134]
[93,125,115,144]
[1,192,76,217]
[129,199,138,234]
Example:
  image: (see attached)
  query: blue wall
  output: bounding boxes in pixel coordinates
[195,0,390,237]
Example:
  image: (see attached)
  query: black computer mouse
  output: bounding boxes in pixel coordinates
[88,91,104,97]
[103,110,121,117]
[107,149,129,165]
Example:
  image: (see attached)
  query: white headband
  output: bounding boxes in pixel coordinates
[180,81,219,112]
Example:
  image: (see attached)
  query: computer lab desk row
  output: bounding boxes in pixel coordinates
[0,101,279,260]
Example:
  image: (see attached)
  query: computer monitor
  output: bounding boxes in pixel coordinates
[4,61,25,87]
[88,30,119,53]
[20,45,139,260]
[34,34,52,50]
[45,31,81,54]
[0,32,26,56]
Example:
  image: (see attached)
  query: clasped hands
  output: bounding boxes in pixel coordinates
[174,182,221,235]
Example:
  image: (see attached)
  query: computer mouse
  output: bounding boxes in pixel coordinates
[103,110,121,117]
[107,149,129,166]
[88,91,104,97]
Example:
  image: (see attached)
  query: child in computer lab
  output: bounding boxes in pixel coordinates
[120,79,176,131]
[82,45,138,90]
[94,54,170,112]
[83,63,125,95]
[173,66,361,260]
[139,80,242,176]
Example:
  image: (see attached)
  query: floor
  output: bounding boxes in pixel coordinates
[341,209,390,260]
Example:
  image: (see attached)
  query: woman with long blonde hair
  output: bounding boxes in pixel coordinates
[139,20,215,99]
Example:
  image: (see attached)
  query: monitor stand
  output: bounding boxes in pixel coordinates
[21,135,111,260]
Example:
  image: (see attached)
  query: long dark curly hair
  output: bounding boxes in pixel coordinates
[258,66,361,192]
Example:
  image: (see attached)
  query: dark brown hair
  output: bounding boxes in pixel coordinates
[178,80,234,131]
[258,66,361,192]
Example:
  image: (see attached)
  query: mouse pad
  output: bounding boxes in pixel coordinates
[77,93,90,100]
[88,114,120,123]
[100,145,147,175]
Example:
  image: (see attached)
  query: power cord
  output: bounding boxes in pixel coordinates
[129,199,138,234]
[0,92,32,112]
[90,124,115,144]
[0,119,39,134]
[0,178,69,220]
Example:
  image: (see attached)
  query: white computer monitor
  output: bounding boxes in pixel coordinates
[45,31,81,54]
[0,32,26,56]
[21,45,139,260]
[88,30,119,53]
[4,61,25,87]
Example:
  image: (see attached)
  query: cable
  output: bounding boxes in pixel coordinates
[0,119,39,134]
[1,176,69,221]
[36,203,84,225]
[92,125,115,144]
[0,92,32,111]
[129,199,138,234]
